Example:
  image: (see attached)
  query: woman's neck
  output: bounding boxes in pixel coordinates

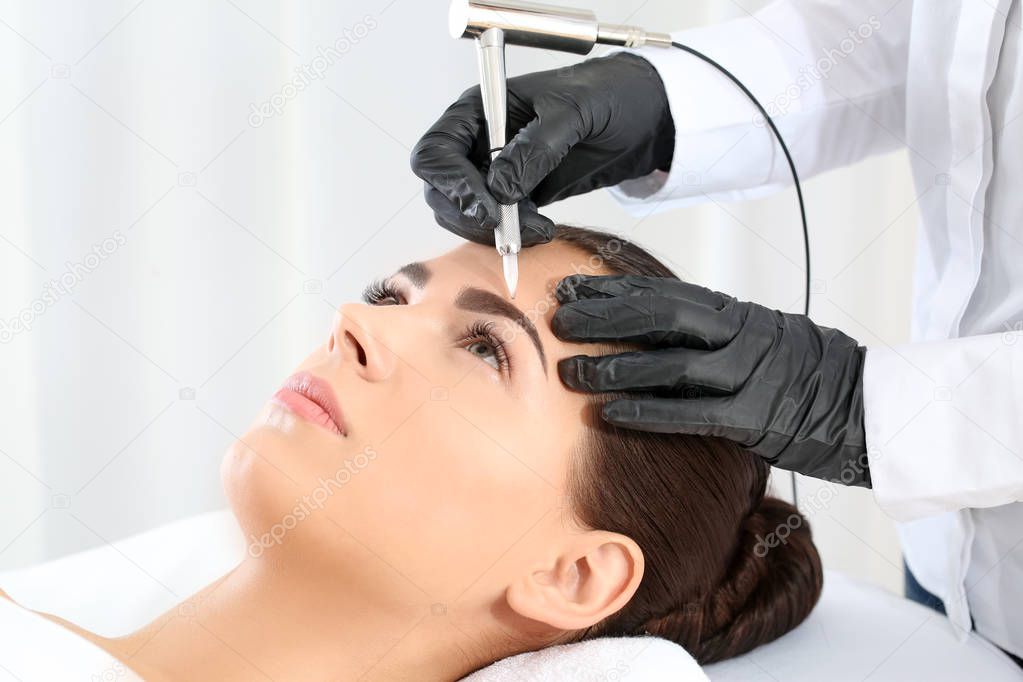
[88,553,486,681]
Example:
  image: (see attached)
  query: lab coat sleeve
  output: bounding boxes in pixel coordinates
[608,0,912,214]
[863,332,1023,521]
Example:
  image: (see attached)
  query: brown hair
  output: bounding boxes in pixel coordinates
[553,225,822,664]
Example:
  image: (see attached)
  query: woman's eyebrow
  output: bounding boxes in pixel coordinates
[396,261,430,288]
[455,286,548,375]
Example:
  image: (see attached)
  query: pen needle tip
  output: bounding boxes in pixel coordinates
[503,253,518,299]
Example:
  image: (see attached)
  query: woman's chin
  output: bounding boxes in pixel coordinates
[219,404,363,551]
[224,403,337,480]
[220,419,305,526]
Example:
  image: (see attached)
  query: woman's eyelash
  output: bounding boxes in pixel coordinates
[461,320,511,374]
[362,278,404,306]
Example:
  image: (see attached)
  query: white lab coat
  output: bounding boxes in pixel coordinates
[613,0,1023,659]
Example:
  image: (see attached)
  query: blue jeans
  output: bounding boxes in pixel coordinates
[903,560,946,615]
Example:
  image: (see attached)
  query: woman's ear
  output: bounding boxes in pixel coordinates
[506,531,644,631]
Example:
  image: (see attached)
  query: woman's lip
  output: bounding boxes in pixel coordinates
[272,372,347,437]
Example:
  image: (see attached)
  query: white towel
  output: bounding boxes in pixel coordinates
[461,636,708,682]
[0,597,144,682]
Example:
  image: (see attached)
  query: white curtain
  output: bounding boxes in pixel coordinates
[0,0,914,594]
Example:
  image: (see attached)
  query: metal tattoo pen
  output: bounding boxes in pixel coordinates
[474,27,521,298]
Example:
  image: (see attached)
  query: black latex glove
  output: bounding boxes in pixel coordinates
[553,275,871,487]
[410,52,674,246]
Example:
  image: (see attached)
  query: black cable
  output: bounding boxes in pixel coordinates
[669,41,809,508]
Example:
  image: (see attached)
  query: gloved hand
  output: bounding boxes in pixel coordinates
[552,275,871,487]
[410,52,675,246]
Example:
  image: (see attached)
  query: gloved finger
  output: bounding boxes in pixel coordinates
[425,183,494,244]
[556,274,733,310]
[552,295,742,349]
[411,89,502,230]
[601,396,760,446]
[424,185,555,247]
[487,92,588,205]
[529,142,620,206]
[558,347,742,394]
[509,196,557,246]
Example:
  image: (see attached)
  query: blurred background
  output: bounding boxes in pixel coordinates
[0,0,915,594]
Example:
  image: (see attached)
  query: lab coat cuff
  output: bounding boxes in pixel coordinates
[863,333,1023,521]
[603,18,796,216]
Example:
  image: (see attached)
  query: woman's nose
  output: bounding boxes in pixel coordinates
[328,304,397,382]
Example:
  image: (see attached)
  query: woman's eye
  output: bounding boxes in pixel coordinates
[462,321,509,374]
[466,340,500,370]
[362,280,404,306]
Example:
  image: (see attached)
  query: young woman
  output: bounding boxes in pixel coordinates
[1,226,821,680]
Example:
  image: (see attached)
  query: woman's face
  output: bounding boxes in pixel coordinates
[222,238,608,607]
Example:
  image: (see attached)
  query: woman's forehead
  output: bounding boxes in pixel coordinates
[434,240,605,300]
[430,241,572,291]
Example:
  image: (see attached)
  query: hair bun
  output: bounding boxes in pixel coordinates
[694,496,823,663]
